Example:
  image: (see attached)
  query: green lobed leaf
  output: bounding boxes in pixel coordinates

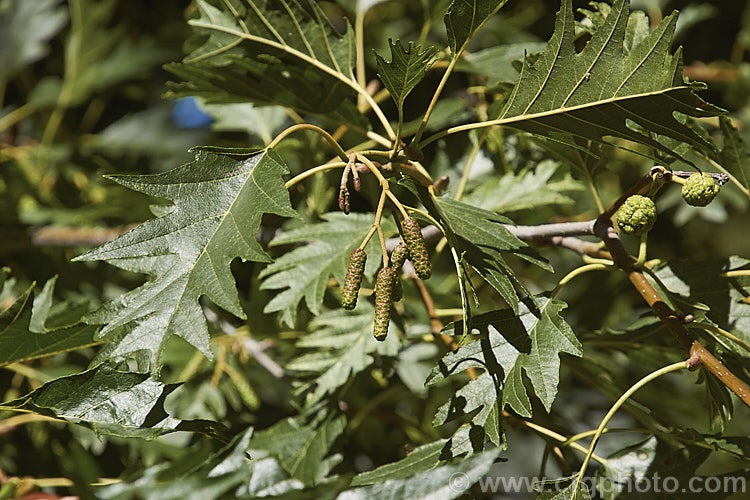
[534,476,591,500]
[444,0,509,56]
[593,434,750,500]
[288,305,399,405]
[594,436,658,500]
[251,413,346,486]
[718,116,750,195]
[0,364,230,441]
[429,296,582,426]
[455,42,547,84]
[0,280,101,367]
[96,428,310,499]
[339,447,500,499]
[653,256,750,358]
[350,439,448,486]
[260,213,393,327]
[375,39,437,112]
[165,0,364,127]
[436,197,551,313]
[576,1,651,55]
[464,160,583,213]
[74,147,298,367]
[495,0,723,163]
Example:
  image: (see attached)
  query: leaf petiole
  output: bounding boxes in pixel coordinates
[268,123,349,162]
[573,360,689,492]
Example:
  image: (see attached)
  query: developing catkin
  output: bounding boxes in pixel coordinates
[373,267,397,340]
[390,242,409,269]
[341,248,366,310]
[401,218,431,280]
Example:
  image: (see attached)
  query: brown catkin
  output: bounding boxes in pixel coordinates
[373,267,397,341]
[341,248,366,310]
[401,218,431,280]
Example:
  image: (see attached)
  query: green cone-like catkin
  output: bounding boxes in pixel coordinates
[373,267,397,341]
[401,218,431,280]
[390,242,409,269]
[392,272,402,302]
[342,248,366,310]
[390,242,407,302]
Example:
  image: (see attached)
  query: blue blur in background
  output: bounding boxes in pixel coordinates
[171,96,214,129]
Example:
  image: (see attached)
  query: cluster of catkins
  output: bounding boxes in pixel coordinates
[341,217,431,340]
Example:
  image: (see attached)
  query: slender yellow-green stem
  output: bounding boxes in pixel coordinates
[355,10,367,107]
[385,189,409,219]
[285,161,348,189]
[20,477,121,488]
[0,413,56,431]
[635,232,649,267]
[521,420,609,466]
[377,224,388,266]
[583,168,605,213]
[360,189,388,253]
[0,104,35,134]
[707,157,750,198]
[581,255,614,266]
[722,270,750,278]
[550,263,612,299]
[669,175,687,185]
[455,133,487,201]
[268,123,349,162]
[0,362,44,380]
[189,21,396,141]
[434,308,464,317]
[412,56,459,145]
[573,360,689,493]
[560,427,649,448]
[412,0,508,145]
[356,153,389,187]
[689,322,750,354]
[365,130,393,148]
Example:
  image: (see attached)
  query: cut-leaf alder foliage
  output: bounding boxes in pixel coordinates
[75,147,297,366]
[453,0,724,163]
[444,0,510,56]
[340,448,501,499]
[6,0,750,497]
[430,296,582,436]
[250,412,346,486]
[435,197,550,314]
[165,0,367,128]
[718,116,750,196]
[260,213,392,327]
[375,39,437,113]
[287,305,399,405]
[0,275,100,367]
[0,364,230,441]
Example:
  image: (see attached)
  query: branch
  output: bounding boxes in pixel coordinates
[508,220,596,240]
[593,214,750,409]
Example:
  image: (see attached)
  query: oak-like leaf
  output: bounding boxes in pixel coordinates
[74,147,298,366]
